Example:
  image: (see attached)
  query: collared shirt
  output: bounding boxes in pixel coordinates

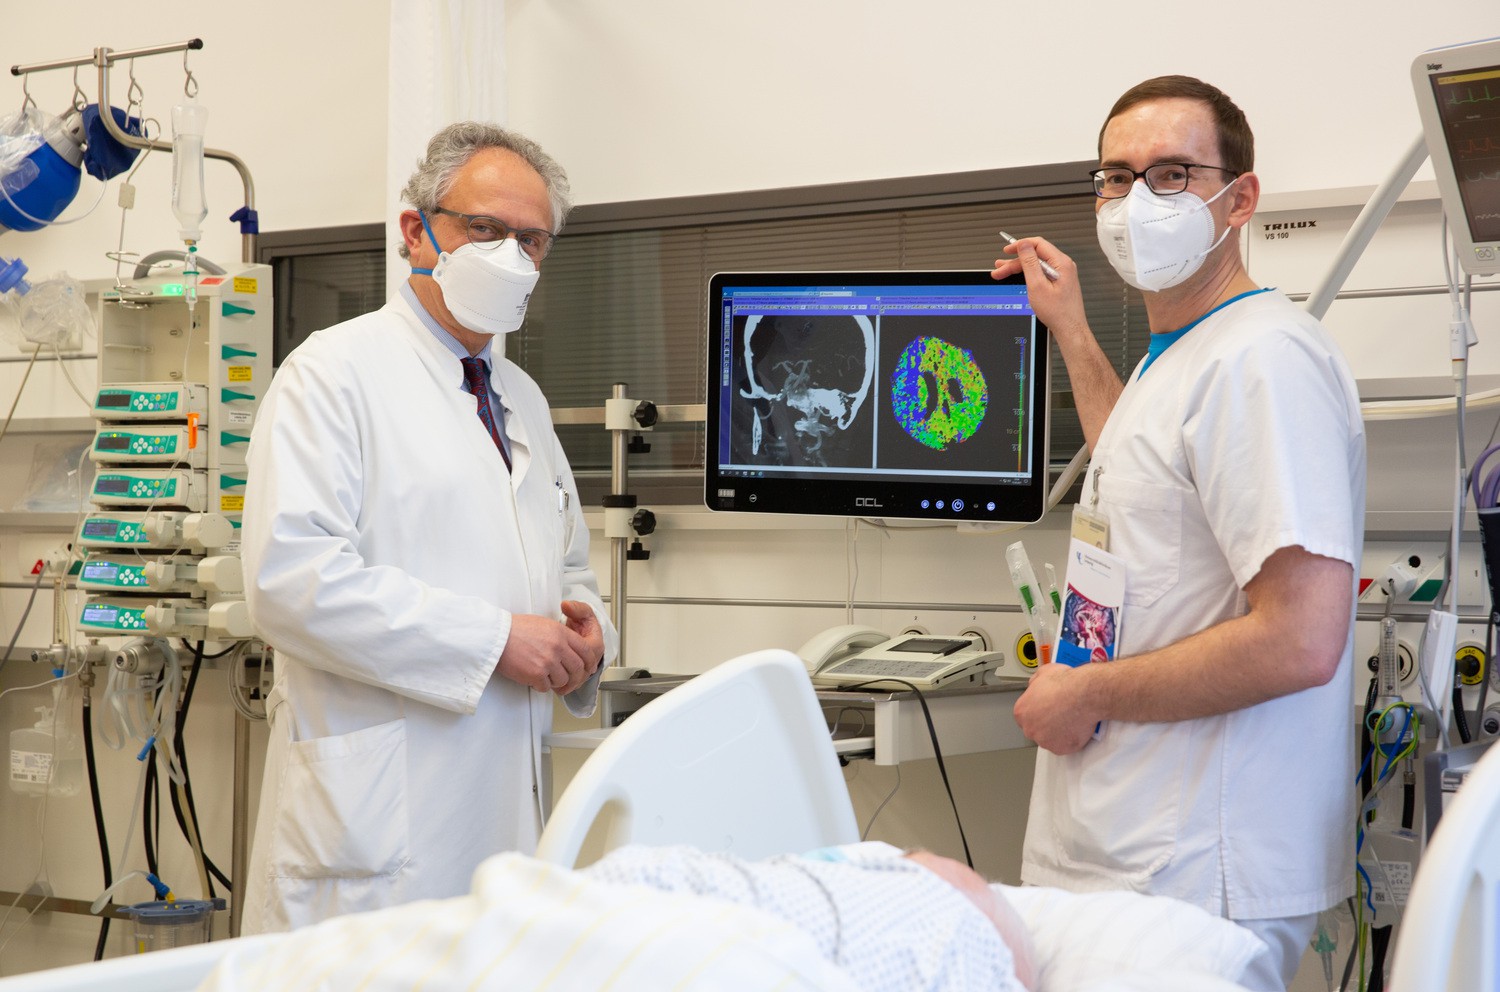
[399,280,510,459]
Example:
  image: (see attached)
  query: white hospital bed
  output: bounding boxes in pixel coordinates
[8,647,1490,990]
[0,649,851,991]
[535,647,860,866]
[1388,737,1500,991]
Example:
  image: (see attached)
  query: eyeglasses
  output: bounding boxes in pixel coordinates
[1089,163,1239,199]
[431,206,557,261]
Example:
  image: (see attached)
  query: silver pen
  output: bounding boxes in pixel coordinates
[998,231,1060,281]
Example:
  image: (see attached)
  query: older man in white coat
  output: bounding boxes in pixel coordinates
[241,122,618,933]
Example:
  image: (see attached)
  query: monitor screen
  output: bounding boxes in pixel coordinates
[1412,38,1500,274]
[705,271,1049,523]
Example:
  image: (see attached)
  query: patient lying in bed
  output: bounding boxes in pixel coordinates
[198,841,1034,992]
[587,841,1037,991]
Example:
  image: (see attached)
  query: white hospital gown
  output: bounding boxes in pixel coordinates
[585,842,1025,991]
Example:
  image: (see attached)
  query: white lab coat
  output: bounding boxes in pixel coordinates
[240,290,616,933]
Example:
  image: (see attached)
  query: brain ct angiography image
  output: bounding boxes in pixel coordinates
[888,336,990,452]
[729,313,876,468]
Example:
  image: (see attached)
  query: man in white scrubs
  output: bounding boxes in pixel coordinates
[992,77,1364,991]
[241,123,618,932]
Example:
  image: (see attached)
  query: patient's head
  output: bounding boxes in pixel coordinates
[904,851,1038,991]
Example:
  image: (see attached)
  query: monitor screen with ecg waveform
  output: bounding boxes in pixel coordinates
[1414,38,1500,274]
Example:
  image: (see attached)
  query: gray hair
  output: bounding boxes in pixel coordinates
[397,121,573,259]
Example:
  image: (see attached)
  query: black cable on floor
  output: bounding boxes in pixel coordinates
[82,693,112,961]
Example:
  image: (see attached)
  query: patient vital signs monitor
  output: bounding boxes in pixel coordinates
[705,271,1049,523]
[1413,37,1500,275]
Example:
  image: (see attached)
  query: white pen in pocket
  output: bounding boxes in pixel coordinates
[556,475,569,515]
[998,231,1060,281]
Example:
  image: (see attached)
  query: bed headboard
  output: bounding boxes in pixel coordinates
[536,649,860,868]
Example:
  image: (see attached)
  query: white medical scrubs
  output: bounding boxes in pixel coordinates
[240,289,616,933]
[1022,290,1365,922]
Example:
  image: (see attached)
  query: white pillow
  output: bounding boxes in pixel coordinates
[995,883,1271,989]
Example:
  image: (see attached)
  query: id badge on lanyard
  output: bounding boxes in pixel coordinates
[1072,463,1110,551]
[1060,461,1124,741]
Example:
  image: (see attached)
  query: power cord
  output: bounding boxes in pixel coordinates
[834,679,973,868]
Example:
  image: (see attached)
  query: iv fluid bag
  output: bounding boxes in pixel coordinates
[171,101,208,242]
[9,700,83,798]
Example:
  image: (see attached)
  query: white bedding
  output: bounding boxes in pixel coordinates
[186,856,1269,992]
[1000,883,1270,991]
[0,853,1271,991]
[190,864,1266,984]
[197,852,857,992]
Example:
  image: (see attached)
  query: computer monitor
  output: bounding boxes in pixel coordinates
[1412,37,1500,275]
[705,271,1050,523]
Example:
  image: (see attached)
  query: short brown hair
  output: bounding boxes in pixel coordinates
[1098,75,1254,175]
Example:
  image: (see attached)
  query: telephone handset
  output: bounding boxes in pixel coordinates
[795,624,891,674]
[796,625,1005,690]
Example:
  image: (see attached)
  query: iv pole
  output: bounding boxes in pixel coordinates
[9,39,261,938]
[10,38,259,264]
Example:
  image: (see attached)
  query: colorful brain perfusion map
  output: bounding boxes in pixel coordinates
[889,336,988,451]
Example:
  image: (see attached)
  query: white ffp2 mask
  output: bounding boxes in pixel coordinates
[1095,178,1237,292]
[413,211,541,335]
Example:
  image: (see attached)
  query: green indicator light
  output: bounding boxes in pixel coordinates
[161,283,185,297]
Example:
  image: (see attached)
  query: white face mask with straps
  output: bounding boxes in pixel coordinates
[412,210,540,335]
[1095,177,1238,293]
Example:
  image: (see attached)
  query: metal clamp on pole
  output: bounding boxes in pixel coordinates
[604,383,660,666]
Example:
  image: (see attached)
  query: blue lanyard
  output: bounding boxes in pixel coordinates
[1137,288,1273,378]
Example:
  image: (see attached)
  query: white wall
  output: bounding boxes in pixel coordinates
[1,0,1497,980]
[503,0,1492,204]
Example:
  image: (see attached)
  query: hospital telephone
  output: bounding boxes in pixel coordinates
[794,624,1004,691]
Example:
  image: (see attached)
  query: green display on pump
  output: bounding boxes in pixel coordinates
[94,474,179,501]
[80,517,147,545]
[79,602,148,632]
[95,431,181,457]
[80,559,149,589]
[95,388,183,415]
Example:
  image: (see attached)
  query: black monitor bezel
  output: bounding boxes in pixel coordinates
[704,269,1050,523]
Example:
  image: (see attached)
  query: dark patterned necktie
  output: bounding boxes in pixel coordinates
[460,356,512,471]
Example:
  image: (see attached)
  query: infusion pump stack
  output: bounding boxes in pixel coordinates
[74,264,271,644]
